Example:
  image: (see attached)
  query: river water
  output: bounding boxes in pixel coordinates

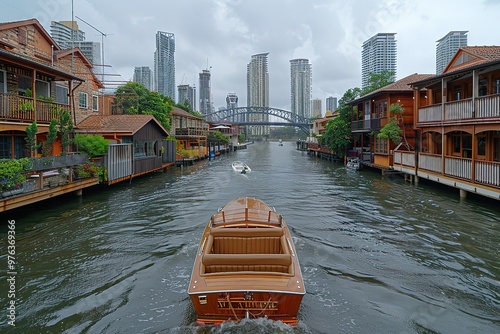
[1,141,499,334]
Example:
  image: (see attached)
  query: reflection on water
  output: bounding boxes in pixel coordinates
[1,141,499,333]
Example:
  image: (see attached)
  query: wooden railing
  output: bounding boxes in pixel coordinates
[0,93,70,124]
[393,151,415,167]
[418,104,442,122]
[418,153,442,173]
[444,156,472,180]
[476,94,500,118]
[444,98,473,120]
[475,160,500,187]
[417,94,500,124]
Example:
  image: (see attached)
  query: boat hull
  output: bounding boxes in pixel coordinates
[188,197,305,326]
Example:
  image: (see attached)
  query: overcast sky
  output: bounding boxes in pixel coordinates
[1,0,499,114]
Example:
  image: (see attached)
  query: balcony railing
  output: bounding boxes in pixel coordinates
[0,93,70,124]
[417,94,500,124]
[393,151,415,167]
[475,160,500,187]
[418,153,442,173]
[444,156,472,180]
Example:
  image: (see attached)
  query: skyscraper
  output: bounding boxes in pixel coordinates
[133,66,153,91]
[226,92,239,122]
[247,53,269,136]
[50,20,101,65]
[436,31,468,74]
[199,69,211,115]
[326,96,337,112]
[311,98,322,118]
[178,84,196,111]
[154,31,175,100]
[290,58,312,119]
[361,33,397,88]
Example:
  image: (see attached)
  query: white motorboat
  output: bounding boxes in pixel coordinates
[232,161,251,173]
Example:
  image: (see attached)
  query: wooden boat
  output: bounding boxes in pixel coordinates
[188,197,305,326]
[232,161,251,173]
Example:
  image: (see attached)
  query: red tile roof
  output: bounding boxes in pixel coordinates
[443,46,500,73]
[74,114,169,135]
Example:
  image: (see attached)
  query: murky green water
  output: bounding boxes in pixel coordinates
[1,142,499,333]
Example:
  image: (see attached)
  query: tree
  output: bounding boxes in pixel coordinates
[361,70,395,96]
[58,109,73,155]
[377,102,405,146]
[25,121,41,157]
[322,88,361,158]
[115,82,172,130]
[74,134,110,157]
[42,119,58,157]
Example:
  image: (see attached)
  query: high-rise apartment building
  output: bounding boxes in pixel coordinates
[290,59,312,119]
[326,96,337,112]
[50,20,101,65]
[178,84,196,111]
[311,98,322,118]
[226,92,239,122]
[361,33,397,88]
[199,69,211,115]
[154,31,175,100]
[133,66,153,91]
[436,31,468,74]
[247,53,269,136]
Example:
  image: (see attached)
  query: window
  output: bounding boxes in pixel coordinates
[451,132,472,158]
[92,94,98,111]
[134,140,158,158]
[375,137,388,154]
[494,136,500,162]
[79,92,88,108]
[478,79,487,97]
[56,85,69,105]
[477,135,486,157]
[0,71,5,93]
[35,80,49,98]
[18,76,31,95]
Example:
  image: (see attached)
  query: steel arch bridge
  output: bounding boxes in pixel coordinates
[205,107,312,134]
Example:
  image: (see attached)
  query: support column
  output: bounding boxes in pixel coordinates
[459,189,467,199]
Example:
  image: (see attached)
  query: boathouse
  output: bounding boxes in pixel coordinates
[393,46,500,200]
[74,114,175,184]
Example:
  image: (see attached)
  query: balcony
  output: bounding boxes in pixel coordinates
[0,93,70,124]
[417,94,500,125]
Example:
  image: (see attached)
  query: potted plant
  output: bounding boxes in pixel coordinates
[0,158,33,197]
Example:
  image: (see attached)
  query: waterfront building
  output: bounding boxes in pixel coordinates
[178,84,196,111]
[349,73,433,166]
[311,98,322,118]
[361,33,397,88]
[170,106,209,158]
[436,31,468,74]
[134,66,153,91]
[50,20,101,65]
[394,46,500,200]
[247,53,270,136]
[290,58,312,119]
[326,96,337,112]
[199,69,211,115]
[154,31,175,100]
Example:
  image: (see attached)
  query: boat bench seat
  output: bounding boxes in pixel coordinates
[202,253,292,274]
[208,228,286,254]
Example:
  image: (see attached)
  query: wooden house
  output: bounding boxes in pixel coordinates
[0,18,104,158]
[349,73,433,168]
[393,46,500,200]
[74,114,173,183]
[170,106,209,159]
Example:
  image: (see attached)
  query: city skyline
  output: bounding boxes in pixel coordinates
[2,0,498,112]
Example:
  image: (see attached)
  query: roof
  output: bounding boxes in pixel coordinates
[411,46,500,87]
[350,73,434,104]
[0,18,60,51]
[74,114,169,136]
[170,106,204,119]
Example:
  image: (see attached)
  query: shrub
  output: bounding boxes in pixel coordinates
[74,134,110,158]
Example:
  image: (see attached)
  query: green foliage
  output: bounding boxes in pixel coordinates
[0,158,33,191]
[321,88,361,158]
[238,134,245,143]
[25,122,41,156]
[74,162,107,182]
[377,118,403,145]
[42,119,58,157]
[361,70,395,96]
[389,102,405,115]
[115,82,172,130]
[166,135,176,141]
[210,131,230,144]
[24,88,32,97]
[58,109,73,155]
[74,134,110,158]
